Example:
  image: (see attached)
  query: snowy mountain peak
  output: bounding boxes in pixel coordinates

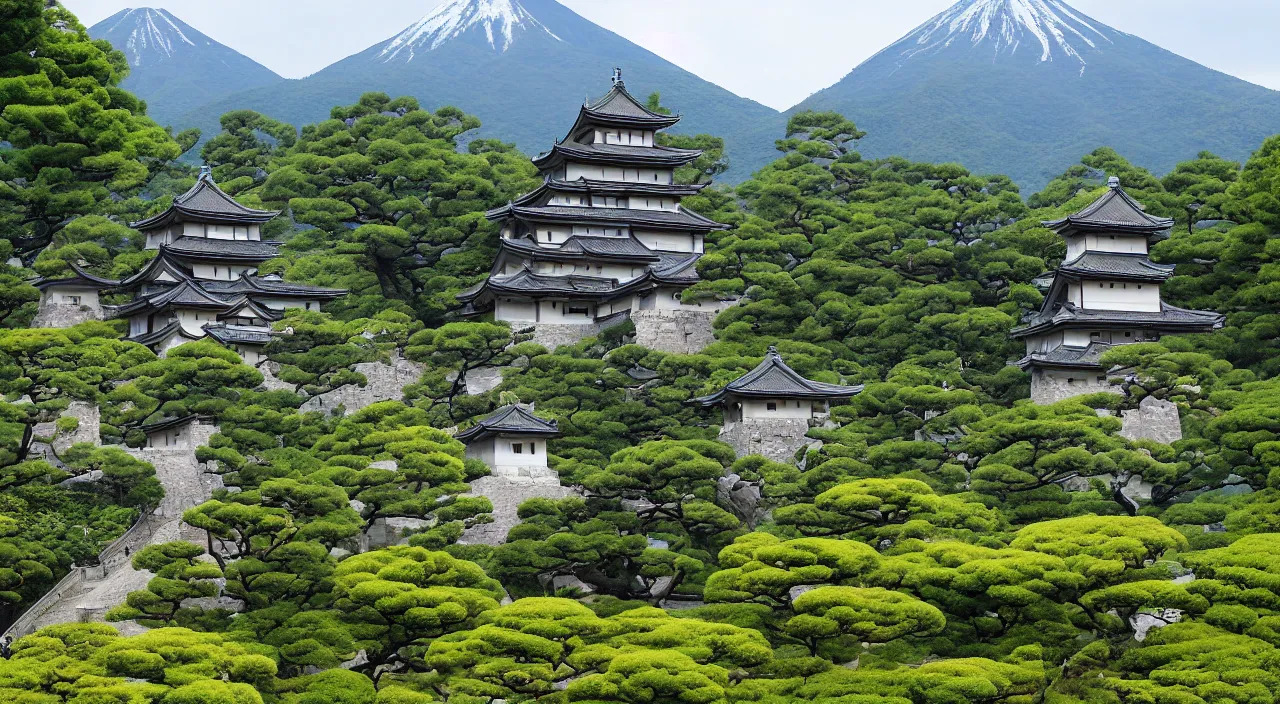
[379,0,561,62]
[894,0,1113,71]
[100,8,199,67]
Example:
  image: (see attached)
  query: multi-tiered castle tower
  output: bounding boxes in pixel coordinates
[458,70,730,353]
[1013,178,1224,403]
[35,168,347,362]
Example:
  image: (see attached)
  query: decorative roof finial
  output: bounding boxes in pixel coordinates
[199,165,213,181]
[766,345,780,357]
[612,67,623,87]
[1107,176,1121,190]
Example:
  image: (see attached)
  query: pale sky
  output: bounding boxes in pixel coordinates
[63,0,1280,111]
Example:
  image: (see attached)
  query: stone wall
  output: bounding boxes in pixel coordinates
[31,301,102,329]
[459,466,578,546]
[1120,396,1184,445]
[1030,369,1120,405]
[300,354,426,416]
[530,322,612,351]
[632,310,718,354]
[719,419,814,464]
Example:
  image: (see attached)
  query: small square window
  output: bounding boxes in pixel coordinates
[65,295,81,305]
[767,402,778,412]
[1125,332,1132,338]
[511,443,523,454]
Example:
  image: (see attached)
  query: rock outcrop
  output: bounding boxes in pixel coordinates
[459,466,578,546]
[1121,396,1183,445]
[300,354,425,415]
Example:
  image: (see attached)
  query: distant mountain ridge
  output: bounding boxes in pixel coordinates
[791,0,1280,190]
[89,8,282,129]
[170,0,784,182]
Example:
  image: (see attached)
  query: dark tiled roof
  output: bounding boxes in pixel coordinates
[203,324,275,346]
[1058,252,1175,281]
[533,142,702,170]
[569,80,683,135]
[132,167,280,229]
[1044,181,1174,235]
[1014,342,1114,371]
[507,179,706,209]
[559,235,661,259]
[112,280,232,318]
[497,235,660,264]
[454,404,560,443]
[164,237,282,261]
[690,347,863,406]
[125,319,200,347]
[203,273,347,298]
[218,296,284,322]
[138,414,206,434]
[495,203,727,232]
[651,253,702,283]
[1013,302,1225,338]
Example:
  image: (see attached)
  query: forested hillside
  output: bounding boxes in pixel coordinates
[4,3,1280,704]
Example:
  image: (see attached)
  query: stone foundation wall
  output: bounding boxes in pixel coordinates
[300,354,426,416]
[719,419,814,464]
[530,322,611,351]
[632,310,718,354]
[31,302,102,329]
[460,466,578,546]
[1120,396,1183,445]
[1030,369,1120,405]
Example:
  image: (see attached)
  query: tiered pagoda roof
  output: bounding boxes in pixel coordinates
[532,142,703,170]
[1057,252,1176,281]
[1013,179,1224,342]
[1012,302,1224,339]
[513,178,706,205]
[132,167,279,230]
[570,79,682,133]
[690,347,864,406]
[455,404,560,444]
[1014,342,1114,371]
[488,202,726,233]
[1043,177,1174,237]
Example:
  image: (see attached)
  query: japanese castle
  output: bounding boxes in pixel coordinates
[1013,178,1224,403]
[37,168,346,362]
[458,70,729,344]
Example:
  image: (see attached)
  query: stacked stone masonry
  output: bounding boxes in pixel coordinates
[718,419,815,465]
[460,466,579,546]
[31,301,103,329]
[632,309,718,354]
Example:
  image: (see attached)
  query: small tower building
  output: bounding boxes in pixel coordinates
[690,347,863,462]
[456,404,561,475]
[1013,178,1224,403]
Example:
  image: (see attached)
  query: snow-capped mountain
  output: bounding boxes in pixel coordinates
[891,0,1112,71]
[98,7,197,67]
[379,0,561,60]
[90,8,281,128]
[174,0,783,182]
[793,0,1280,191]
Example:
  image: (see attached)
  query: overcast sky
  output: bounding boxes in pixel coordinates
[63,0,1280,111]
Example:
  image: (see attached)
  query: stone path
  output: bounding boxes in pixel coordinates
[4,437,217,639]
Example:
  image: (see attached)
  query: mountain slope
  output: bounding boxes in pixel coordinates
[792,0,1280,191]
[89,8,283,129]
[175,0,783,182]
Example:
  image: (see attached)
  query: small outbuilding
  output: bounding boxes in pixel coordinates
[689,347,863,426]
[455,404,560,474]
